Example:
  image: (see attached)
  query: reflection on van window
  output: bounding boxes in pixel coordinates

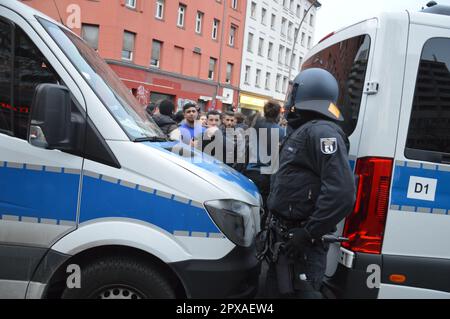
[38,18,165,141]
[302,35,371,136]
[406,38,450,157]
[0,18,59,140]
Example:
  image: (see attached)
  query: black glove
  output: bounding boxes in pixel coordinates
[284,228,312,257]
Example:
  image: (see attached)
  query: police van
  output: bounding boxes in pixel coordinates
[301,3,450,299]
[0,0,261,299]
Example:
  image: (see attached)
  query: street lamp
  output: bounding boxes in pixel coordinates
[287,0,321,82]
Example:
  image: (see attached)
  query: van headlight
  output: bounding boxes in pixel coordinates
[204,200,259,247]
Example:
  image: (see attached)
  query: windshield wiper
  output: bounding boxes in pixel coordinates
[134,136,169,143]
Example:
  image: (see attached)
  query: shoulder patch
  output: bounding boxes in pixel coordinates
[320,138,337,155]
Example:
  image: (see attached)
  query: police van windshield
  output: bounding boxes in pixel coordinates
[38,18,166,141]
[302,35,371,136]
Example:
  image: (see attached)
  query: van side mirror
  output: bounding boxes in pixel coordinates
[29,84,80,151]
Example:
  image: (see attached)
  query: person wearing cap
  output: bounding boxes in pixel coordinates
[263,68,356,298]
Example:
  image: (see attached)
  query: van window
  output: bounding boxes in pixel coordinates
[0,18,59,140]
[39,18,166,141]
[405,38,450,163]
[302,35,371,136]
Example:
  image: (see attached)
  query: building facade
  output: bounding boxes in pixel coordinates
[239,0,319,114]
[22,0,247,111]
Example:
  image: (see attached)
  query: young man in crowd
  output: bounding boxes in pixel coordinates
[179,103,206,145]
[246,101,286,212]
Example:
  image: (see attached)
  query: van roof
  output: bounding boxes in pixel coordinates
[410,6,450,30]
[421,4,450,16]
[0,0,61,24]
[316,6,450,48]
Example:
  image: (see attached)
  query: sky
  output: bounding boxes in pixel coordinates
[315,0,450,43]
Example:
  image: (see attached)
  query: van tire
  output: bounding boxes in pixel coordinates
[61,257,176,299]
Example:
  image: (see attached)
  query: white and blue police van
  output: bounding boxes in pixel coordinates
[0,0,261,299]
[302,3,450,299]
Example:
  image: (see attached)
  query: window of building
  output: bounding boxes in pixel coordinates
[406,37,450,162]
[281,18,287,36]
[291,53,296,69]
[245,65,251,84]
[258,37,264,56]
[226,63,233,84]
[276,74,281,92]
[268,42,273,60]
[285,48,291,66]
[122,31,135,61]
[208,57,217,80]
[229,25,237,47]
[301,32,305,46]
[247,32,254,52]
[271,13,276,29]
[282,76,288,93]
[0,19,60,139]
[255,69,261,87]
[261,7,267,25]
[125,0,136,9]
[289,0,294,11]
[231,0,238,10]
[195,11,204,34]
[310,14,314,27]
[265,72,271,90]
[308,36,312,49]
[155,0,164,19]
[296,4,301,17]
[81,24,99,50]
[278,45,284,64]
[177,4,186,28]
[298,55,303,71]
[151,40,162,67]
[288,22,293,40]
[212,19,220,40]
[251,2,257,18]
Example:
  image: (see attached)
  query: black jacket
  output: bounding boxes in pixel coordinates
[267,119,356,239]
[152,114,178,136]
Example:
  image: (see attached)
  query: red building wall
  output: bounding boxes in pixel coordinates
[22,0,246,110]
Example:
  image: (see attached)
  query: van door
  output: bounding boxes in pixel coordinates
[302,20,378,278]
[0,10,85,298]
[382,23,450,298]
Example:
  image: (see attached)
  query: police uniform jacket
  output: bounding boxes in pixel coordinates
[267,119,356,239]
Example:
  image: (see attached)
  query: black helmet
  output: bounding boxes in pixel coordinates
[285,68,344,121]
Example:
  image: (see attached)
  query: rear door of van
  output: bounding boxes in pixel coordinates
[381,13,450,299]
[302,18,378,280]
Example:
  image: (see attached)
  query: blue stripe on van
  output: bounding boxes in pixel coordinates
[80,175,220,235]
[0,162,78,223]
[390,163,450,213]
[0,162,221,235]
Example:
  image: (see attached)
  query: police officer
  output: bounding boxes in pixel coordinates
[265,68,356,298]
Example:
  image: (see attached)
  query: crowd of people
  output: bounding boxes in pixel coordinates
[146,99,288,180]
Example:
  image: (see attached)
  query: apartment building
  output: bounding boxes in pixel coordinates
[22,0,246,111]
[239,0,320,114]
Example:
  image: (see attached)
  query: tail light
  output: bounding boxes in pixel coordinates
[342,157,394,254]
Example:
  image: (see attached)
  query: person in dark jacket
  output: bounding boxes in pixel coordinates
[263,68,356,298]
[152,100,178,137]
[245,101,285,215]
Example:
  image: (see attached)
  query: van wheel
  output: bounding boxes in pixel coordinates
[61,257,176,299]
